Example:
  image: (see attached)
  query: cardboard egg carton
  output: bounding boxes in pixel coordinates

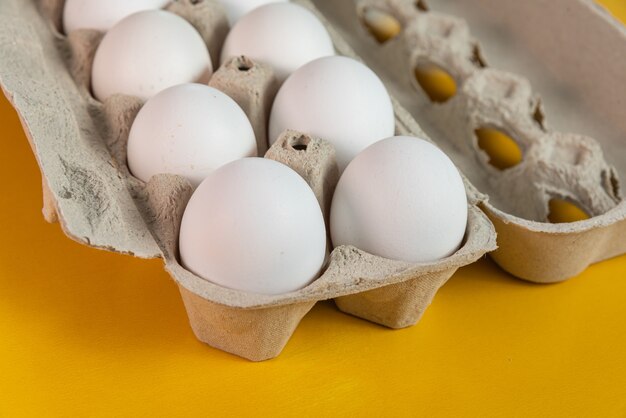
[307,0,626,283]
[0,0,495,361]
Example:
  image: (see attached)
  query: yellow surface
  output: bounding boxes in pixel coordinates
[414,62,458,103]
[475,127,524,171]
[548,198,591,224]
[362,8,402,43]
[1,2,626,417]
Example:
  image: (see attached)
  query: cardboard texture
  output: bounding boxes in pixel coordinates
[311,0,626,283]
[0,0,496,360]
[3,0,622,359]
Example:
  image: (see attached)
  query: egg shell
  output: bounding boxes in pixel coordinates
[127,83,257,187]
[62,0,169,33]
[220,2,335,82]
[269,55,395,171]
[165,0,230,72]
[91,10,212,101]
[220,0,287,25]
[208,56,279,156]
[179,157,327,295]
[331,136,469,263]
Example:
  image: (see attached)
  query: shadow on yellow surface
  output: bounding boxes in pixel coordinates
[2,1,626,416]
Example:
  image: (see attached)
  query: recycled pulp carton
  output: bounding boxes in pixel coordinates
[5,0,624,360]
[311,0,626,283]
[0,0,495,361]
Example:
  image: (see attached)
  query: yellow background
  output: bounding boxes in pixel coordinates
[1,2,625,417]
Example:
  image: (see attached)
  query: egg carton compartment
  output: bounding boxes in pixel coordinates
[306,0,626,283]
[0,0,495,360]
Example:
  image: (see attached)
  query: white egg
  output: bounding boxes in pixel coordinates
[127,84,257,187]
[220,3,334,83]
[62,0,169,33]
[91,10,211,102]
[220,0,287,25]
[269,56,395,172]
[179,158,327,295]
[330,136,468,263]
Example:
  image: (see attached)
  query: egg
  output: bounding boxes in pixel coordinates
[330,136,468,263]
[220,3,334,82]
[127,83,257,187]
[91,10,211,102]
[269,56,395,172]
[179,158,327,295]
[62,0,169,33]
[220,0,287,25]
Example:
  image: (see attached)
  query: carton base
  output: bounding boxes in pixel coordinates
[179,286,316,361]
[335,269,454,329]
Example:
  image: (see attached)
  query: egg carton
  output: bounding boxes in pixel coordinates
[307,0,626,283]
[0,0,495,361]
